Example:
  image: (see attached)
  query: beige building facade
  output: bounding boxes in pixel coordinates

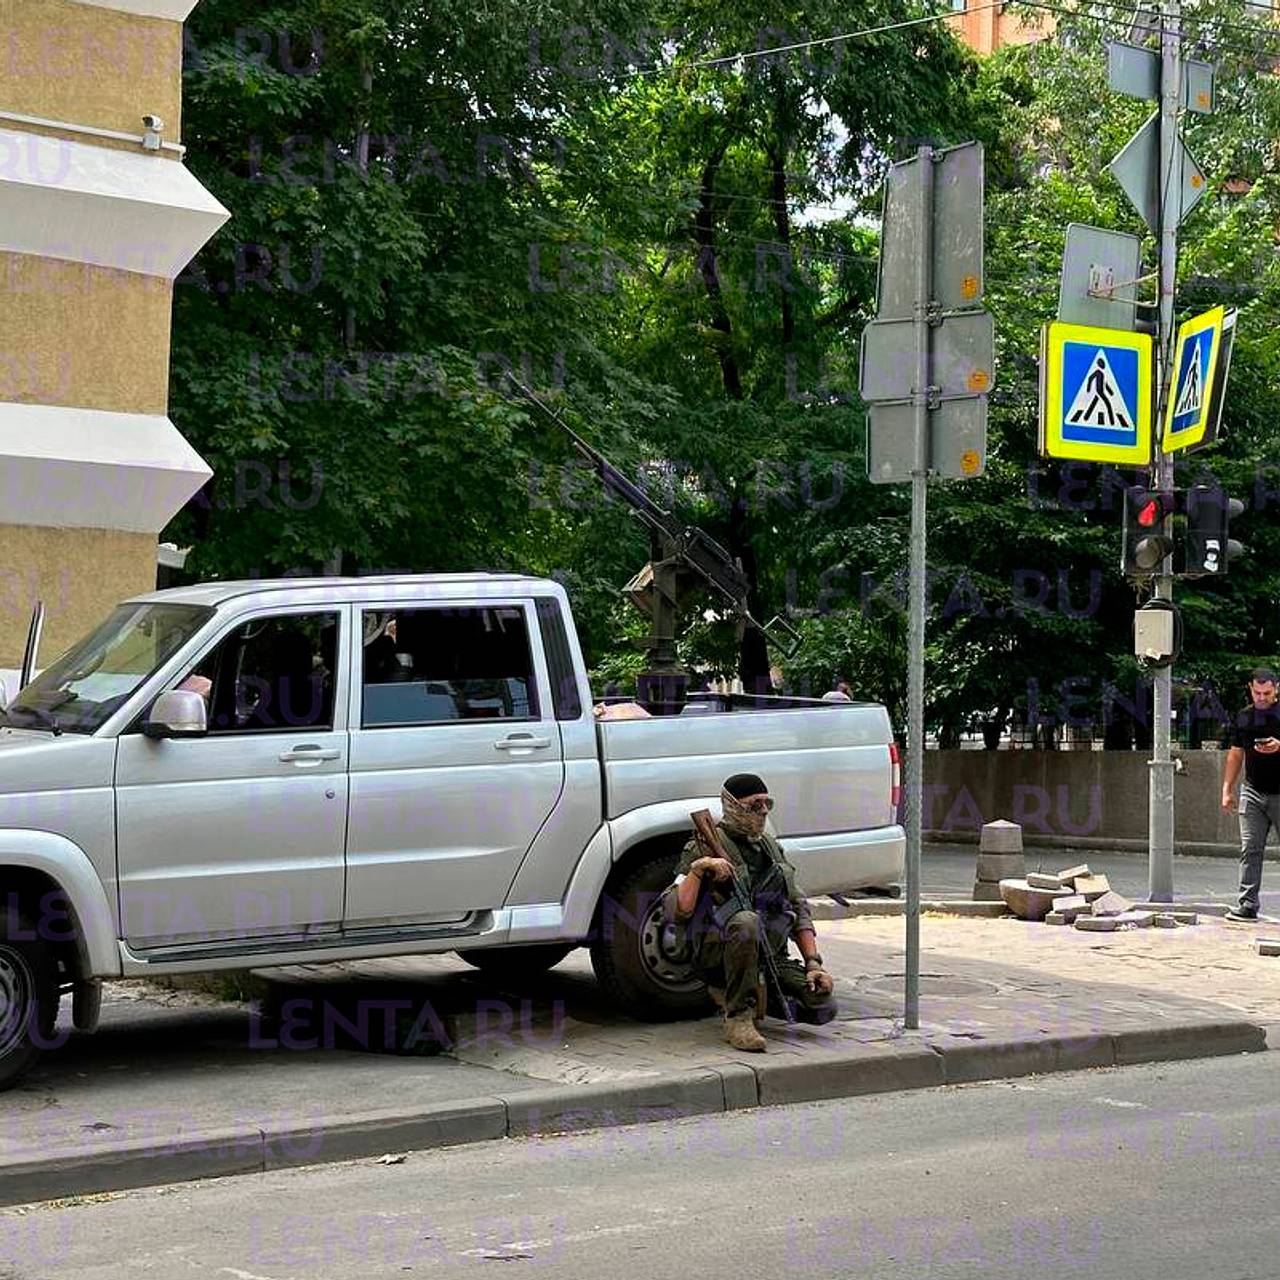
[0,0,226,665]
[948,0,1050,55]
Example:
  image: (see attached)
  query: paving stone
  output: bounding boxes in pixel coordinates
[1057,863,1091,881]
[1044,912,1068,925]
[1073,873,1111,899]
[1075,915,1120,932]
[979,820,1023,854]
[1027,872,1065,890]
[1091,890,1134,917]
[1112,910,1155,928]
[1258,939,1280,957]
[976,852,1025,882]
[1154,914,1179,928]
[1054,894,1089,921]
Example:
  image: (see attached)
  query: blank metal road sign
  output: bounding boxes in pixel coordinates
[867,398,986,484]
[1039,321,1154,463]
[876,141,984,320]
[860,311,995,402]
[1058,222,1142,331]
[1162,305,1230,454]
[1108,111,1207,235]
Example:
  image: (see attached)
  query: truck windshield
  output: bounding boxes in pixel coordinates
[0,603,212,735]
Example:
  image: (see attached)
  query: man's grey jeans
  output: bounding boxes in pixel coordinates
[1239,784,1280,912]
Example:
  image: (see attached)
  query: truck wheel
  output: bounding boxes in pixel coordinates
[0,912,59,1090]
[590,853,712,1021]
[455,943,574,978]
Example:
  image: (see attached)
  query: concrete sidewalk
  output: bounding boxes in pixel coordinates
[2,906,1271,1206]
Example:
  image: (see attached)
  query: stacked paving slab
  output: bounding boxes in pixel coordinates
[998,863,1201,931]
[973,820,1025,901]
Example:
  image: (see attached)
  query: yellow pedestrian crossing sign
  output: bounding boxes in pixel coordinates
[1162,305,1229,454]
[1039,321,1154,463]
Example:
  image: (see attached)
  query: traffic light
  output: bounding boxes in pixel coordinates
[1122,488,1177,576]
[1185,484,1245,577]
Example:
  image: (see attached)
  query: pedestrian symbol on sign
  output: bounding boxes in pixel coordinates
[1064,349,1135,432]
[1173,337,1203,418]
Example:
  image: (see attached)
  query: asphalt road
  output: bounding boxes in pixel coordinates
[922,842,1254,902]
[7,1050,1280,1279]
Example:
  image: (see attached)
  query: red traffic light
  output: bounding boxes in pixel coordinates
[1137,499,1160,528]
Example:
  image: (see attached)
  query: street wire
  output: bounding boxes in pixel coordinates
[616,2,1008,79]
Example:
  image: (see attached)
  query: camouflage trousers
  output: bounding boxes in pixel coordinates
[692,909,838,1024]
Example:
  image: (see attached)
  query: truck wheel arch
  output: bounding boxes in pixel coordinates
[0,833,120,980]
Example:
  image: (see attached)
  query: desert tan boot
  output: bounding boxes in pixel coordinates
[724,1012,766,1052]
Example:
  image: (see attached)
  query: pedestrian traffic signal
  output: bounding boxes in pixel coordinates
[1185,484,1245,577]
[1122,487,1177,576]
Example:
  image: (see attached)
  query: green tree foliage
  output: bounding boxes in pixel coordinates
[165,0,1280,735]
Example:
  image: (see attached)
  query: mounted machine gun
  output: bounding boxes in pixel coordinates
[510,382,800,715]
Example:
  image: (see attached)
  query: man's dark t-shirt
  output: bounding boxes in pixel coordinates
[1232,704,1280,794]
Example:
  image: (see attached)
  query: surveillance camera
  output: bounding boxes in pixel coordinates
[142,115,164,131]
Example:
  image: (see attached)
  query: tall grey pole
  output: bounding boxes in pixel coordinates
[1149,0,1180,902]
[904,145,933,1030]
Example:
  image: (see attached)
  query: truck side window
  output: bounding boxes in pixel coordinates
[180,612,339,733]
[361,606,538,727]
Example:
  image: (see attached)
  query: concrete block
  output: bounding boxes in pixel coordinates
[999,878,1070,921]
[1073,874,1111,899]
[972,880,1005,902]
[708,1062,760,1111]
[1057,863,1091,881]
[1154,914,1179,928]
[1112,1019,1267,1066]
[263,1101,507,1171]
[1113,910,1155,928]
[0,1126,265,1207]
[750,1044,945,1105]
[924,900,1010,917]
[1091,890,1134,917]
[1044,912,1067,925]
[979,820,1023,854]
[1075,915,1119,932]
[937,1033,1113,1084]
[502,1071,726,1137]
[1027,872,1065,890]
[1172,912,1201,924]
[1054,894,1089,921]
[976,852,1025,882]
[1258,939,1280,957]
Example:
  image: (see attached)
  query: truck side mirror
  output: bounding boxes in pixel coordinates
[143,689,208,739]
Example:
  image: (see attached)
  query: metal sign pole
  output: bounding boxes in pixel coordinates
[904,145,934,1031]
[1149,0,1180,903]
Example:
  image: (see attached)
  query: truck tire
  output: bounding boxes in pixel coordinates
[0,911,59,1091]
[590,853,712,1021]
[455,943,574,978]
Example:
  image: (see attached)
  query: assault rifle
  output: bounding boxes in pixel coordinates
[691,809,795,1024]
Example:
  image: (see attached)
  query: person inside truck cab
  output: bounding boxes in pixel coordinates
[669,773,836,1052]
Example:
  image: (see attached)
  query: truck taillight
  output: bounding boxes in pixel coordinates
[889,742,901,810]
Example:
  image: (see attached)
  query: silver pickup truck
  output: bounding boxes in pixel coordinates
[0,573,903,1087]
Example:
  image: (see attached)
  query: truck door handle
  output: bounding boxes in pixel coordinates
[278,744,341,764]
[494,733,552,752]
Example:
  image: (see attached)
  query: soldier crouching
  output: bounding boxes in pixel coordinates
[669,773,837,1052]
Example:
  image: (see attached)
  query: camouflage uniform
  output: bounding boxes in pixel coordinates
[673,823,837,1024]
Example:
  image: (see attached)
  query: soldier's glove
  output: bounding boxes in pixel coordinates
[805,967,834,996]
[691,856,734,882]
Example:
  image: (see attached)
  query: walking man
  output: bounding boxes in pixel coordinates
[1222,668,1280,921]
[669,773,836,1051]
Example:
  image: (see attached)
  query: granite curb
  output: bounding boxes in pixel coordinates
[2,1015,1265,1208]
